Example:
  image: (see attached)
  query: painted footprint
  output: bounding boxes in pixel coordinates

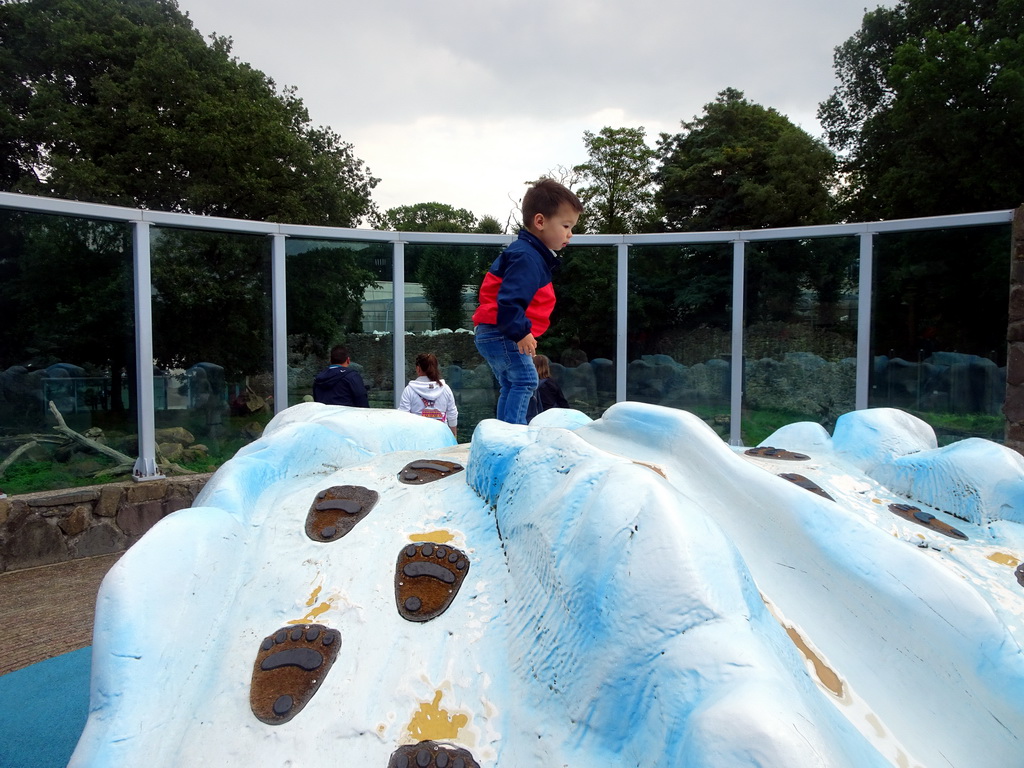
[888,503,968,541]
[305,485,379,542]
[388,740,481,768]
[250,624,341,725]
[745,446,810,461]
[779,472,835,501]
[398,460,464,485]
[395,542,470,622]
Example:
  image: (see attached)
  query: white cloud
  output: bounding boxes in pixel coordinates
[176,0,885,225]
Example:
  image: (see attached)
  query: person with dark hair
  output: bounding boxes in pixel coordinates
[312,344,369,407]
[472,178,583,424]
[527,354,569,420]
[398,352,459,438]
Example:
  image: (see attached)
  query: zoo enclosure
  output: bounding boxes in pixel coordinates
[0,191,1015,490]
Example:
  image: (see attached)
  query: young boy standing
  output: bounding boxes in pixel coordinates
[472,178,583,424]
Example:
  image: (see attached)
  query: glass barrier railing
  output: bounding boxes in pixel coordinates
[0,192,1015,494]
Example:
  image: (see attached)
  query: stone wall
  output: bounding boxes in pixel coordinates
[0,473,210,573]
[1005,205,1024,455]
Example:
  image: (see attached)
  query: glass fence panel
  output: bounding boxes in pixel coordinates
[402,242,501,441]
[627,243,733,438]
[869,224,1011,444]
[547,245,617,420]
[286,238,393,409]
[150,227,272,473]
[0,210,136,494]
[741,237,860,445]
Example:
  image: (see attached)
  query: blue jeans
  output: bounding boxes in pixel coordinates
[474,324,538,424]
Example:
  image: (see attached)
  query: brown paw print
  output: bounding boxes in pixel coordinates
[305,485,379,542]
[779,472,834,501]
[388,741,481,768]
[395,542,470,622]
[398,460,464,485]
[250,624,341,725]
[745,446,810,461]
[888,503,968,541]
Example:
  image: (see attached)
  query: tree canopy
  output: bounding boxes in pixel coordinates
[0,0,378,226]
[573,127,656,234]
[818,0,1024,219]
[656,88,837,232]
[376,202,502,331]
[0,0,382,396]
[376,202,477,233]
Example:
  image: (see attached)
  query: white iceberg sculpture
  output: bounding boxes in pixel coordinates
[70,403,1024,768]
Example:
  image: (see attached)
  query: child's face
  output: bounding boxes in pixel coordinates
[530,203,580,252]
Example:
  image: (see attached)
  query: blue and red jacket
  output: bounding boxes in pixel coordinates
[472,229,558,341]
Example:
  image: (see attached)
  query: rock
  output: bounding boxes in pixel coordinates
[1,517,69,570]
[116,499,167,544]
[155,427,195,445]
[72,522,125,558]
[58,505,90,536]
[95,485,122,517]
[158,442,184,461]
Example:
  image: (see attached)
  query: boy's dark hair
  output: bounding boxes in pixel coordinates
[522,178,583,226]
[329,345,350,365]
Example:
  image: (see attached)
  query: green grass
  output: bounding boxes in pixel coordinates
[740,407,819,447]
[0,461,122,496]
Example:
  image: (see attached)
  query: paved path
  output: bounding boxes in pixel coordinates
[0,553,122,676]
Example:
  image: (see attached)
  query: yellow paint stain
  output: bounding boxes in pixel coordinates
[410,530,454,544]
[783,625,845,698]
[288,599,334,625]
[988,552,1021,567]
[406,689,468,742]
[306,584,323,607]
[872,498,883,504]
[633,460,667,478]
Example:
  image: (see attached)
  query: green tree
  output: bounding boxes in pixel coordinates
[573,127,657,234]
[656,88,836,232]
[818,0,1024,220]
[377,202,501,331]
[0,0,378,226]
[818,2,1020,360]
[0,0,381,405]
[0,213,134,418]
[377,203,477,233]
[637,90,842,351]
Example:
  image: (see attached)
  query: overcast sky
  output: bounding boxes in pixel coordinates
[173,0,884,227]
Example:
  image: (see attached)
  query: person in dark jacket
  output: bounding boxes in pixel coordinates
[471,178,582,424]
[312,345,369,407]
[527,354,569,421]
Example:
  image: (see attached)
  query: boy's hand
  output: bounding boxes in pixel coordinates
[517,333,537,356]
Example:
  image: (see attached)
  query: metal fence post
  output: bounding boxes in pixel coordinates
[856,232,874,411]
[271,233,288,414]
[392,239,406,408]
[131,220,164,481]
[730,240,746,445]
[616,242,629,403]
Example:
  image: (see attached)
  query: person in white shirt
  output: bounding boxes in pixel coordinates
[398,352,459,439]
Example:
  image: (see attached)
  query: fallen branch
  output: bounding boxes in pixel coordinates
[48,400,135,465]
[0,440,39,478]
[0,434,65,445]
